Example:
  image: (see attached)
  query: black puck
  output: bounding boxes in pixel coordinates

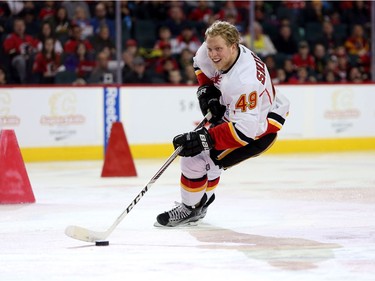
[95,240,109,246]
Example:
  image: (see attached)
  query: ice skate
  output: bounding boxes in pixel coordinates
[155,194,207,227]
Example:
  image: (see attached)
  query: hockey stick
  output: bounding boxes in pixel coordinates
[65,112,212,243]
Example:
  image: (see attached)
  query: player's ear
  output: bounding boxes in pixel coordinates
[230,43,238,51]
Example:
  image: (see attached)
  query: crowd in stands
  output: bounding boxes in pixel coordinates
[0,0,372,86]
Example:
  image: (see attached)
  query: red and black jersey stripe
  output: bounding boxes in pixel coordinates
[194,67,212,86]
[258,112,286,138]
[209,122,253,151]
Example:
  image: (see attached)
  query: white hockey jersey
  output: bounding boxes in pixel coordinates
[193,43,290,150]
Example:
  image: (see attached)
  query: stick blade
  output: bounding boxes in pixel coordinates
[65,225,107,243]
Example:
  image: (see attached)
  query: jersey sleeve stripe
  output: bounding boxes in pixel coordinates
[209,122,250,150]
[195,69,212,86]
[268,112,286,125]
[268,119,282,130]
[216,148,236,160]
[228,122,249,146]
[256,112,286,138]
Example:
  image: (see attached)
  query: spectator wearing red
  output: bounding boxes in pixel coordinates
[291,41,315,70]
[282,0,306,10]
[32,37,62,84]
[0,2,11,21]
[63,24,93,54]
[279,0,306,22]
[154,26,173,52]
[188,1,213,24]
[124,39,139,58]
[154,42,179,74]
[288,66,317,84]
[171,26,201,56]
[3,18,39,83]
[38,1,56,21]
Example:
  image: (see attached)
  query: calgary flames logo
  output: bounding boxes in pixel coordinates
[211,73,222,85]
[40,92,85,126]
[0,92,21,126]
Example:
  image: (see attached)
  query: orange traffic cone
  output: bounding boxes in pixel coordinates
[101,122,137,177]
[0,130,35,204]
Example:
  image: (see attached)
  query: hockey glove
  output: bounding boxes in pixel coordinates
[173,127,214,157]
[197,85,226,124]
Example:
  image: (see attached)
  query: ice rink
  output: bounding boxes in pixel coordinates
[1,152,375,281]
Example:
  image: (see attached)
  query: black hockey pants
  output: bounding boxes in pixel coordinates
[210,133,277,170]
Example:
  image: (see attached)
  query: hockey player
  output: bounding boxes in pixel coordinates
[156,21,290,227]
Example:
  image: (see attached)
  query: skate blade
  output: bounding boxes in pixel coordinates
[153,220,199,228]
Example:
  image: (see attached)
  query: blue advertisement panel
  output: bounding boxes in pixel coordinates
[103,87,120,152]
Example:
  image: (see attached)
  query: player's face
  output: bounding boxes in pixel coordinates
[206,35,237,71]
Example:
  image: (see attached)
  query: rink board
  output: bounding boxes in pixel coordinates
[0,84,374,161]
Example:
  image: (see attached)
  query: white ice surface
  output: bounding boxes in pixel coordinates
[1,152,375,281]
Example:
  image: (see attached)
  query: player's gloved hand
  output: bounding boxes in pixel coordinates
[197,85,226,124]
[207,98,226,124]
[173,127,214,157]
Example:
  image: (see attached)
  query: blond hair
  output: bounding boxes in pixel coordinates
[205,21,240,46]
